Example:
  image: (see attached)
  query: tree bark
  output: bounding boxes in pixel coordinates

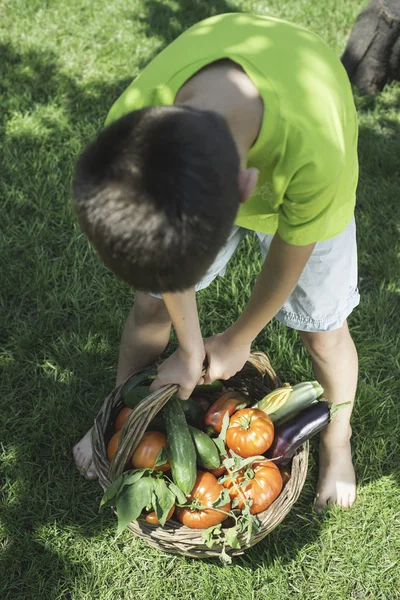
[341,0,400,95]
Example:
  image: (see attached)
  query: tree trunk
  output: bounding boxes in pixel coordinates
[341,0,400,95]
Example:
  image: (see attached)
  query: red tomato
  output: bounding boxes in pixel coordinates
[131,431,170,472]
[209,464,227,477]
[224,460,283,514]
[115,407,132,431]
[280,465,291,487]
[107,431,121,461]
[204,392,250,434]
[145,505,175,525]
[176,471,231,529]
[226,408,274,458]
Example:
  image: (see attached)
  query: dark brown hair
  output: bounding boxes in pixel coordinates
[72,105,241,292]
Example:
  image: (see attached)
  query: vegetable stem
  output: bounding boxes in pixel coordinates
[330,400,351,419]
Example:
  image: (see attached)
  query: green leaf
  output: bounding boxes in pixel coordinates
[252,516,262,533]
[238,480,249,488]
[223,456,235,470]
[232,498,240,509]
[116,477,154,534]
[168,482,187,505]
[213,437,226,456]
[201,524,223,549]
[100,474,124,510]
[219,546,233,564]
[219,410,230,443]
[122,469,150,486]
[101,469,151,510]
[224,527,241,550]
[217,474,230,485]
[154,447,168,468]
[212,488,231,509]
[237,504,255,543]
[225,450,264,472]
[151,478,175,526]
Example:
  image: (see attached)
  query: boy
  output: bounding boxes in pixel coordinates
[72,13,359,512]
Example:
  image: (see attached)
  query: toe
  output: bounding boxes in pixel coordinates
[347,491,356,508]
[73,448,91,473]
[86,463,98,480]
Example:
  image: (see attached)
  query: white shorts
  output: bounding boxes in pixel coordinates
[150,219,360,333]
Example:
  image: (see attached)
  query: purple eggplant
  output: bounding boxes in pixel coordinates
[267,400,348,466]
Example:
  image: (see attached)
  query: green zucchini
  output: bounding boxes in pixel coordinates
[269,381,324,423]
[189,426,221,470]
[163,396,197,496]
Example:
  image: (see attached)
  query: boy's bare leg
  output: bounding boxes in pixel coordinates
[300,321,358,512]
[73,292,171,478]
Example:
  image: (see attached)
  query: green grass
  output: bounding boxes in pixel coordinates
[1,0,399,598]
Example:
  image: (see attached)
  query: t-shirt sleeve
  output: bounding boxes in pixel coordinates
[277,147,344,246]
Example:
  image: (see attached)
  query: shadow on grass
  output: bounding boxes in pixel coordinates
[1,21,399,596]
[134,0,242,47]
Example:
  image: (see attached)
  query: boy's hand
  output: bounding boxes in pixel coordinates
[203,332,251,383]
[149,346,205,400]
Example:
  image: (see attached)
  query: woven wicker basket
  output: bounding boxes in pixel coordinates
[92,352,309,559]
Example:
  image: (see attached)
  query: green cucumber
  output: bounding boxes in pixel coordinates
[121,366,156,403]
[193,380,223,393]
[163,396,197,496]
[189,426,221,470]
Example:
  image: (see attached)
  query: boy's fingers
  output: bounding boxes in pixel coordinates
[149,380,160,393]
[203,371,212,385]
[177,386,192,401]
[204,367,218,385]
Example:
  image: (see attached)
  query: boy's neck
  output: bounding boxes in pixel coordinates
[174,60,264,169]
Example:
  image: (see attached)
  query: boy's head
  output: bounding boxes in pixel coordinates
[72,105,243,293]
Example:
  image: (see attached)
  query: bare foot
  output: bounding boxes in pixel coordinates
[315,438,356,514]
[73,429,98,480]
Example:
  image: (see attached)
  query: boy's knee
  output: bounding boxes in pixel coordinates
[133,292,171,326]
[299,323,350,362]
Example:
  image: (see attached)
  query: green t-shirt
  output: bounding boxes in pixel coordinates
[106,13,358,245]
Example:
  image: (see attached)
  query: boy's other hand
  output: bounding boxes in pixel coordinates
[149,346,205,400]
[203,332,251,384]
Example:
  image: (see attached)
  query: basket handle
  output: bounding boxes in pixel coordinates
[109,365,207,479]
[108,352,278,479]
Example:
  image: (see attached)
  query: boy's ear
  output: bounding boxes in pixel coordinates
[239,168,259,203]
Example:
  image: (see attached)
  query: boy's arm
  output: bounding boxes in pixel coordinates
[203,233,315,382]
[149,289,205,400]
